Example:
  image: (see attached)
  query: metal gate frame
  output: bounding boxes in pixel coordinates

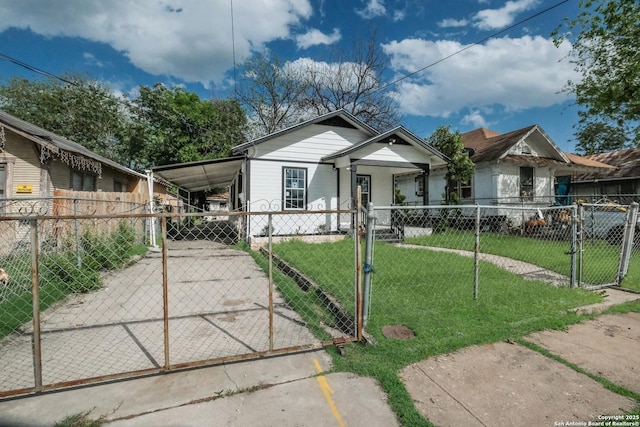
[0,208,362,398]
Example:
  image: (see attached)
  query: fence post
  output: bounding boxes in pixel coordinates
[30,219,43,391]
[355,187,363,341]
[74,198,81,268]
[362,202,375,328]
[577,204,584,287]
[570,204,578,288]
[617,202,639,286]
[161,217,170,369]
[474,205,480,300]
[268,213,274,351]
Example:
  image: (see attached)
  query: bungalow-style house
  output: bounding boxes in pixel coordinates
[428,125,615,206]
[570,148,640,204]
[226,110,449,237]
[226,110,449,236]
[0,110,168,209]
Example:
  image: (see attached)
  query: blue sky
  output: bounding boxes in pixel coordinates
[0,0,583,152]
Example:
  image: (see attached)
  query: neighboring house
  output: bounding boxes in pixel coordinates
[0,111,168,209]
[428,125,615,206]
[570,148,640,204]
[227,110,449,237]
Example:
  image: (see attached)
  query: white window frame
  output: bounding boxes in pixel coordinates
[283,167,307,210]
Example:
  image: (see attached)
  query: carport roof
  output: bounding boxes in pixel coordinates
[151,156,244,192]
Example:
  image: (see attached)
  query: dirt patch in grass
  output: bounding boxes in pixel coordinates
[382,324,415,340]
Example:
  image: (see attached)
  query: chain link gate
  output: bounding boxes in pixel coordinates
[578,202,639,289]
[0,207,360,398]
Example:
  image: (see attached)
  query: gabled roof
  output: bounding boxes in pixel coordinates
[231,109,378,155]
[0,110,145,179]
[572,148,640,182]
[322,126,449,165]
[462,125,568,163]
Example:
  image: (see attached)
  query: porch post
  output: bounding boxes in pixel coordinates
[421,165,429,205]
[350,164,358,233]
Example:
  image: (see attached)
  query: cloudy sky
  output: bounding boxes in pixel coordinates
[0,0,582,151]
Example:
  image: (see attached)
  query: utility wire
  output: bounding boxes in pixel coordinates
[0,53,77,85]
[376,0,569,93]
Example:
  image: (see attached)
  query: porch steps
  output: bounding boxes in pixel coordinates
[374,228,403,243]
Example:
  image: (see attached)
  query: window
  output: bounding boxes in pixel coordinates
[283,167,306,209]
[356,175,371,206]
[520,167,534,201]
[72,171,97,191]
[114,180,124,192]
[459,179,472,199]
[0,164,5,198]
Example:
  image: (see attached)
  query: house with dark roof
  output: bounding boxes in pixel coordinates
[570,148,640,204]
[428,125,615,206]
[0,111,168,212]
[225,110,448,238]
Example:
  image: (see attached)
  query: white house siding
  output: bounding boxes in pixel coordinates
[473,167,496,203]
[251,125,370,161]
[246,159,338,236]
[394,171,422,205]
[428,169,447,205]
[354,143,433,164]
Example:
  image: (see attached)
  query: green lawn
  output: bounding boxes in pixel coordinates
[267,238,622,426]
[405,231,640,290]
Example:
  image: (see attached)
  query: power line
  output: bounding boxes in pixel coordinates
[376,0,570,93]
[0,53,77,85]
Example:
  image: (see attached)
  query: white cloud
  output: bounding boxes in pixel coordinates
[0,0,313,85]
[83,52,104,67]
[381,35,577,117]
[438,18,469,28]
[473,0,540,30]
[355,0,386,19]
[461,110,489,128]
[295,28,341,49]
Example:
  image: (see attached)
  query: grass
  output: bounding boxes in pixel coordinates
[0,222,148,340]
[405,231,640,290]
[266,238,612,426]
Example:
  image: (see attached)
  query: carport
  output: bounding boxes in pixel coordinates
[151,156,244,207]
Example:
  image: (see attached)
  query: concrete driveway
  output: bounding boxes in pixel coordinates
[0,240,320,394]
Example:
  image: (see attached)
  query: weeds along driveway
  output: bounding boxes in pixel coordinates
[0,240,318,394]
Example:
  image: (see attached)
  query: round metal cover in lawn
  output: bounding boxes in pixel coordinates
[382,324,415,340]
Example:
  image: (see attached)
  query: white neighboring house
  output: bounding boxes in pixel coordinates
[229,110,449,237]
[428,125,615,206]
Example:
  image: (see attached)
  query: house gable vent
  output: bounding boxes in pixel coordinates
[317,116,357,129]
[521,143,532,155]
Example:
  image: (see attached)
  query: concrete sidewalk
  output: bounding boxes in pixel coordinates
[0,349,399,427]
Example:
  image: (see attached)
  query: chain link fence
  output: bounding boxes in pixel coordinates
[0,203,360,397]
[360,203,638,327]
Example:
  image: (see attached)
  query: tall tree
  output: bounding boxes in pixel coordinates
[574,121,630,155]
[301,33,401,131]
[553,0,640,144]
[427,125,474,204]
[0,73,127,161]
[127,84,247,168]
[237,32,401,137]
[236,51,309,139]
